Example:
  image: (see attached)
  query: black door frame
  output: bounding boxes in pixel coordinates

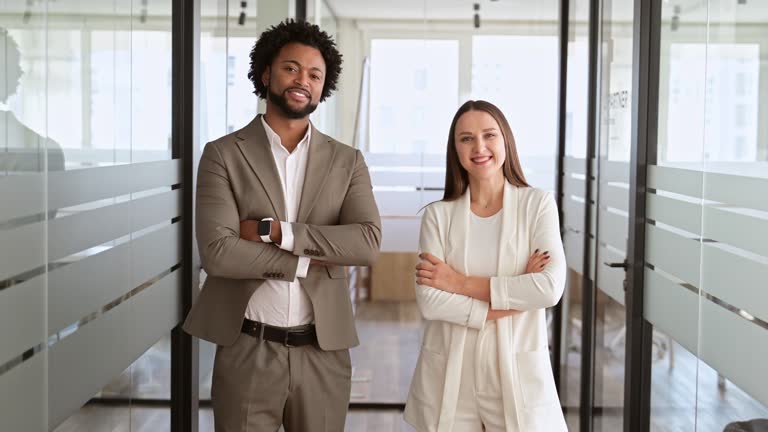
[170,0,200,431]
[623,0,660,430]
[581,0,601,429]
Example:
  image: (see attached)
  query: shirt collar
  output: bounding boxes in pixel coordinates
[260,115,312,154]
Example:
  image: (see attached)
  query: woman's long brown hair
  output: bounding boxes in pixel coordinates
[442,100,529,201]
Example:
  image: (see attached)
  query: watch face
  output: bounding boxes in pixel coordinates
[257,220,271,236]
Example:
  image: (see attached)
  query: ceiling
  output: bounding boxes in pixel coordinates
[326,0,768,23]
[0,0,767,24]
[325,0,560,21]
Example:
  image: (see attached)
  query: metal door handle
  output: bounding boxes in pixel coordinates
[603,260,629,270]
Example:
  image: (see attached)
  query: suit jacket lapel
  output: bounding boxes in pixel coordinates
[297,125,335,223]
[235,115,287,221]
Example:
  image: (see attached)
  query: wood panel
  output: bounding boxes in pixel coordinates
[370,253,419,301]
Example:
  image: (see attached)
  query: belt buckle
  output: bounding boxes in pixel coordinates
[283,331,294,347]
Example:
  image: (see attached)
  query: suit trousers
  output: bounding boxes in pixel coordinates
[211,331,352,432]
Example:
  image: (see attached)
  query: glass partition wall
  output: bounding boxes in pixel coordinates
[3,0,767,430]
[560,0,768,430]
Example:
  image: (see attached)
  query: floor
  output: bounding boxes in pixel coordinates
[57,405,415,432]
[561,291,768,432]
[55,300,768,432]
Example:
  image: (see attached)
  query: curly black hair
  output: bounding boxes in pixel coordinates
[247,19,342,103]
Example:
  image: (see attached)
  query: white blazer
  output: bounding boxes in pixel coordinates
[404,183,568,432]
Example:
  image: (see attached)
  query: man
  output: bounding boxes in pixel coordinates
[0,27,65,177]
[183,20,381,432]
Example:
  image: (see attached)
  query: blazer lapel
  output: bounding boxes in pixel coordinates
[439,192,471,432]
[235,115,287,221]
[496,182,519,432]
[497,182,519,275]
[297,125,335,223]
[448,191,471,274]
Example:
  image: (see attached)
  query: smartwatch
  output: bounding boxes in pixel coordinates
[258,218,274,243]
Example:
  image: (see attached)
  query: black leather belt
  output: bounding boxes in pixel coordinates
[241,318,317,347]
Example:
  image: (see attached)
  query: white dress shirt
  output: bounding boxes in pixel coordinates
[244,117,313,327]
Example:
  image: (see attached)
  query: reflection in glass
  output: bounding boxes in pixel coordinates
[42,0,175,429]
[2,27,64,175]
[0,5,50,430]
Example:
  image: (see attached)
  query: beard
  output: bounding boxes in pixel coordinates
[268,86,318,119]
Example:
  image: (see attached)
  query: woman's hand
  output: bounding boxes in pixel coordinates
[415,253,467,294]
[525,249,551,273]
[487,309,519,321]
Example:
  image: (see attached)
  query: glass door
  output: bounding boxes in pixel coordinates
[591,0,635,430]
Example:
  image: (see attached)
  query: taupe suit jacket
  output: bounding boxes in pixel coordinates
[183,115,381,350]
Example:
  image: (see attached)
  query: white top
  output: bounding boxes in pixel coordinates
[244,117,313,327]
[467,210,502,280]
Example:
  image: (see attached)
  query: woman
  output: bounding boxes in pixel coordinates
[404,100,567,432]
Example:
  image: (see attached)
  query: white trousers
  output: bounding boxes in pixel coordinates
[452,320,507,432]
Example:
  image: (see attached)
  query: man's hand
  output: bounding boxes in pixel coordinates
[269,220,282,244]
[239,219,282,244]
[239,220,260,242]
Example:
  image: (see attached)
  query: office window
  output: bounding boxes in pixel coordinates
[665,43,759,163]
[369,39,459,154]
[471,35,559,160]
[471,35,559,190]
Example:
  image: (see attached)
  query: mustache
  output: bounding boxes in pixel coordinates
[285,87,310,98]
